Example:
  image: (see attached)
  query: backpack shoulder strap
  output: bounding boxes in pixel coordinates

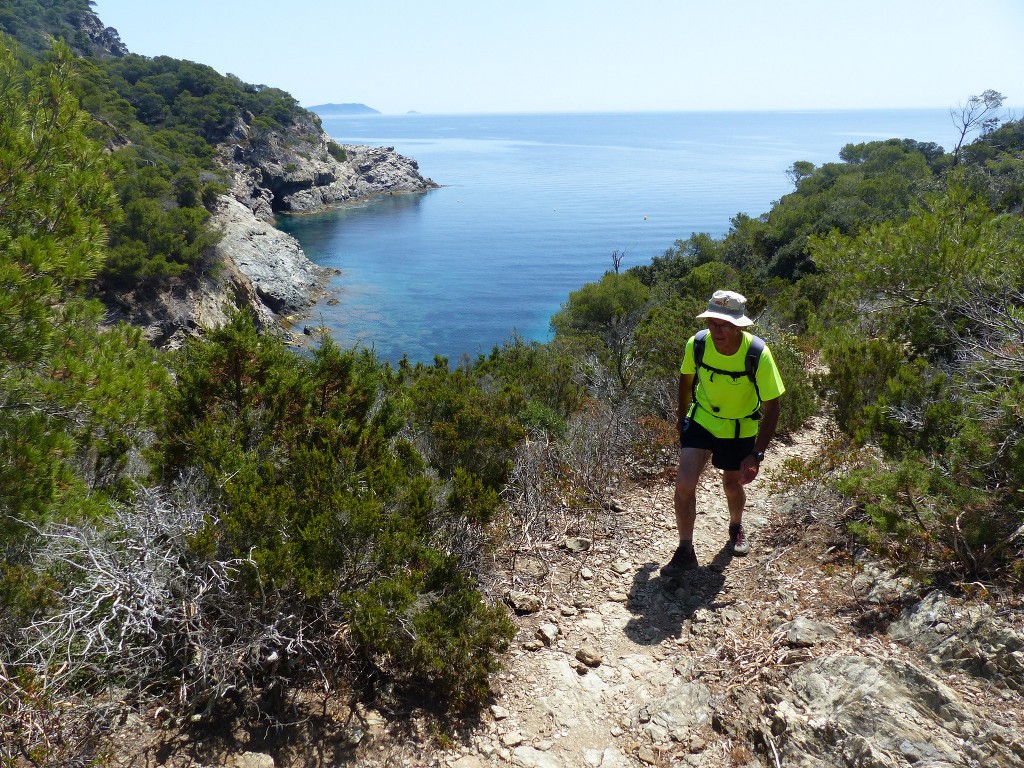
[693,329,709,369]
[690,330,709,404]
[745,335,765,381]
[745,334,766,402]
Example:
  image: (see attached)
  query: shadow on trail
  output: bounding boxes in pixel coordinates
[623,545,736,646]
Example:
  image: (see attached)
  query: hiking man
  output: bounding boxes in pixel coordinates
[660,289,785,576]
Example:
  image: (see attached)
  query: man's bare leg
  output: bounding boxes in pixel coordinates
[662,447,710,575]
[674,447,709,538]
[722,469,750,555]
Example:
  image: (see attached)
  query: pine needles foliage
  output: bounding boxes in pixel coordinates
[155,309,514,715]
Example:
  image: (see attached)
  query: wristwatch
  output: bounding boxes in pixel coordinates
[751,450,765,463]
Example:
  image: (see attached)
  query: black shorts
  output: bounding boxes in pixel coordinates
[679,418,755,471]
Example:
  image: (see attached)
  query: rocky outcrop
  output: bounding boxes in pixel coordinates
[889,590,1024,694]
[71,10,129,58]
[104,262,273,349]
[223,111,437,221]
[773,653,1020,767]
[111,196,337,348]
[131,111,436,346]
[20,2,129,58]
[211,195,332,316]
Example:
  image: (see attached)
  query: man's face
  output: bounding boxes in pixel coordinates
[706,318,742,349]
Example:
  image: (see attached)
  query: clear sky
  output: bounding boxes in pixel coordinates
[90,0,1023,115]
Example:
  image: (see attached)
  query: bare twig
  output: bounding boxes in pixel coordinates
[18,476,331,725]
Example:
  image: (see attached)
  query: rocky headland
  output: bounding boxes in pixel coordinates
[118,109,437,347]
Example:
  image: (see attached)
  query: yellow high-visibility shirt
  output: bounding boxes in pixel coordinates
[680,332,786,438]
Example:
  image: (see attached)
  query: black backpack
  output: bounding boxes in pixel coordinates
[691,329,766,427]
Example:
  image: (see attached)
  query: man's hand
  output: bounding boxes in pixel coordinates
[677,417,689,445]
[740,453,760,485]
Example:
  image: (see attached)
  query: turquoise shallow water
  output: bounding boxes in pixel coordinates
[277,109,956,364]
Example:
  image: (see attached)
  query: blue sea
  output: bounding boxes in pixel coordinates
[277,110,956,364]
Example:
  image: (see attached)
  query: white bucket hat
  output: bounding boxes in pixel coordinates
[695,290,754,327]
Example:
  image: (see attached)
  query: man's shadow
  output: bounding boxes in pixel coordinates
[623,544,735,645]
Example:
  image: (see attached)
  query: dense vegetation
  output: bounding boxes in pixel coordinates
[0,0,106,56]
[6,0,310,287]
[2,3,1023,764]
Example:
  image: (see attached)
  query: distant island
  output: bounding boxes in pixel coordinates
[308,102,380,115]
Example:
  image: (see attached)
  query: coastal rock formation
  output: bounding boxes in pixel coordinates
[103,257,275,349]
[110,195,337,347]
[131,111,437,345]
[223,110,437,220]
[211,195,331,316]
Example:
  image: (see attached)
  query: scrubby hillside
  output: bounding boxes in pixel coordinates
[3,0,436,344]
[1,3,1022,767]
[35,421,1024,768]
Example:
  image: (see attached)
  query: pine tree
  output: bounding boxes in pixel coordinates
[0,38,166,535]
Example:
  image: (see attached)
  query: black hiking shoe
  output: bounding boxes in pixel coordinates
[659,542,698,577]
[730,526,750,556]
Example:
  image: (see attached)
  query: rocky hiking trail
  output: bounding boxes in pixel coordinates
[419,420,1024,768]
[110,422,1024,768]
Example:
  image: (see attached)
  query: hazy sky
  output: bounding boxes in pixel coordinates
[91,0,1023,115]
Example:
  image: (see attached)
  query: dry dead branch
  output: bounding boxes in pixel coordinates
[16,478,331,725]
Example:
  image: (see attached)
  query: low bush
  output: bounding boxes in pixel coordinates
[152,310,514,717]
[327,140,347,162]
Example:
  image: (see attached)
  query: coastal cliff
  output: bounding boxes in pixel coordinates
[22,0,437,347]
[224,109,436,221]
[127,110,437,347]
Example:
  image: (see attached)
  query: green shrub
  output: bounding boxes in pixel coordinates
[475,335,583,425]
[518,399,568,436]
[817,335,909,439]
[347,570,514,714]
[863,362,961,457]
[155,310,514,716]
[633,294,702,386]
[327,140,347,162]
[550,271,651,394]
[839,452,1012,583]
[406,363,526,492]
[0,39,167,535]
[760,328,818,437]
